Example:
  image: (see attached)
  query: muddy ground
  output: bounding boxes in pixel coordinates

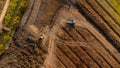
[0,0,120,68]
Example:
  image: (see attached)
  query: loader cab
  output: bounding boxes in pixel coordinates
[38,34,44,42]
[66,19,76,27]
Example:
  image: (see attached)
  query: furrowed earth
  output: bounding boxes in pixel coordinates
[0,0,120,68]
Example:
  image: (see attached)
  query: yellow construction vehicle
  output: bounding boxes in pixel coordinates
[40,34,44,39]
[38,34,45,42]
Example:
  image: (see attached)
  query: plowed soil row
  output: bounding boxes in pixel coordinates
[75,0,120,49]
[49,6,120,68]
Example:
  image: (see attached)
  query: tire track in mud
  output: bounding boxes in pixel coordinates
[1,0,120,68]
[72,7,120,66]
[0,0,48,67]
[75,0,120,50]
[52,5,120,68]
[71,4,120,63]
[12,0,64,67]
[44,28,56,68]
[16,0,120,67]
[26,0,41,25]
[63,27,111,68]
[20,0,35,26]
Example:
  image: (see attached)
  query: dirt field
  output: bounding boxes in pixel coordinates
[0,0,120,68]
[0,0,6,13]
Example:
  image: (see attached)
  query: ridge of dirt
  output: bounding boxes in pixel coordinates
[45,6,120,68]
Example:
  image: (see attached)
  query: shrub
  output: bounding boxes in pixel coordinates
[0,0,28,55]
[0,44,4,55]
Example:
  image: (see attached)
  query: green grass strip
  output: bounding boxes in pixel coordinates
[0,0,28,55]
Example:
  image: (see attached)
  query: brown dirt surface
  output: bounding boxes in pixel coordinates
[0,0,120,68]
[0,0,6,13]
